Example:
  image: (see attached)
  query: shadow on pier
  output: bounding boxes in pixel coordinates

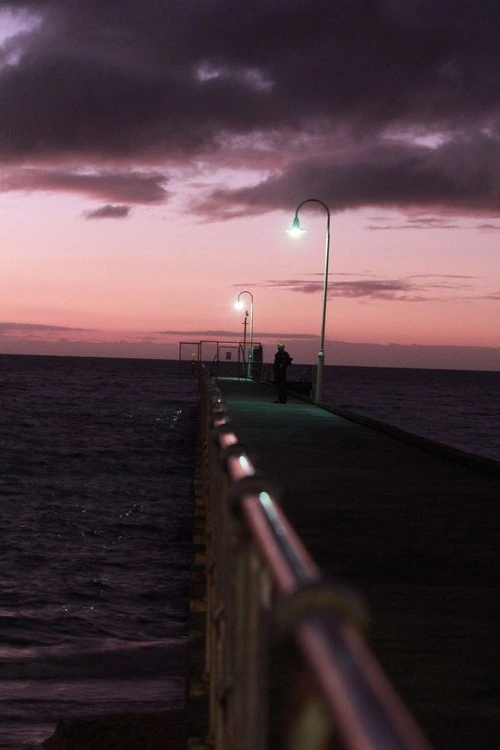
[210,377,499,749]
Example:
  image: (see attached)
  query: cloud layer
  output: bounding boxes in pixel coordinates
[232,272,489,303]
[0,1,499,217]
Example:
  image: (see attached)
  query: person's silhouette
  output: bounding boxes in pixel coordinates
[273,343,293,403]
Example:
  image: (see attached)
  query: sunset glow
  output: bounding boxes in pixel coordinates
[1,3,498,368]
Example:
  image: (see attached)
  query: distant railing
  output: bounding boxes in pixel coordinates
[197,371,433,750]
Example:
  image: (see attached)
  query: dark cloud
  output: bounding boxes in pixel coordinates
[159,329,316,340]
[0,1,498,216]
[84,204,130,219]
[0,321,91,333]
[366,215,500,231]
[476,223,500,232]
[2,168,168,202]
[251,273,477,301]
[196,136,500,218]
[366,215,462,230]
[158,329,253,338]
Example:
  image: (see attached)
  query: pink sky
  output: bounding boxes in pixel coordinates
[1,4,499,369]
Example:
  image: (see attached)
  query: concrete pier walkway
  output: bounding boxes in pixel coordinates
[216,377,499,750]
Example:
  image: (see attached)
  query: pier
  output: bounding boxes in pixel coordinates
[188,374,499,750]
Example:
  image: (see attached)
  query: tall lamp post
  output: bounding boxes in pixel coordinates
[289,198,331,402]
[234,290,254,378]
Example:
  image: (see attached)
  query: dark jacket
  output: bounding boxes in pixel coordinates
[273,349,293,375]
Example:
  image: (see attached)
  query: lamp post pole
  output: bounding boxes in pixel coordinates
[236,290,254,378]
[242,310,248,376]
[289,199,331,402]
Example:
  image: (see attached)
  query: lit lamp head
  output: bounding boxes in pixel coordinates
[288,214,305,238]
[234,299,244,310]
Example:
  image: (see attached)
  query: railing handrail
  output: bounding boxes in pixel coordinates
[200,372,433,749]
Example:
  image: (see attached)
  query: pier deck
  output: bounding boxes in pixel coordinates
[216,377,499,750]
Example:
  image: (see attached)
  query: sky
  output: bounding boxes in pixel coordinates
[0,1,499,369]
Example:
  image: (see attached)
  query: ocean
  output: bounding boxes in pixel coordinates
[319,364,500,462]
[0,355,199,750]
[0,354,498,749]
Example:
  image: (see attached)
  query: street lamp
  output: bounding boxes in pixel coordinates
[234,290,254,378]
[288,198,331,402]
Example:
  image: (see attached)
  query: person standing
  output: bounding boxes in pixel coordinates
[273,343,293,403]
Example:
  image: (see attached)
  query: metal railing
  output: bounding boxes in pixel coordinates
[198,371,433,750]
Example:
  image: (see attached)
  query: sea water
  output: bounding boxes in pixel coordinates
[0,355,199,749]
[320,365,500,462]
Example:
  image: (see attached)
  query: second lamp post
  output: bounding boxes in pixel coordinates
[234,290,254,378]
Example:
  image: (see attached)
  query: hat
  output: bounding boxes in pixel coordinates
[277,343,284,349]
